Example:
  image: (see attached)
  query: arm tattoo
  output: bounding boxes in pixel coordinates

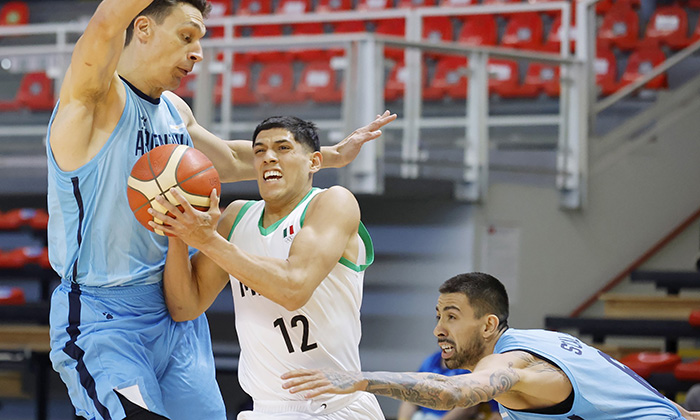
[362,367,519,410]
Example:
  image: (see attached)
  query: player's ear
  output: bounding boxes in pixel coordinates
[309,151,322,174]
[482,314,500,339]
[133,16,152,42]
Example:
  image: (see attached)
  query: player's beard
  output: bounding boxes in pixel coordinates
[444,329,486,370]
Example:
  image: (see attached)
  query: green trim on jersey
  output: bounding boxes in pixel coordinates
[338,222,374,272]
[228,201,256,241]
[258,187,319,236]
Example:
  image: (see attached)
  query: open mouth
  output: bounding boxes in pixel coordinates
[439,342,456,358]
[263,170,283,181]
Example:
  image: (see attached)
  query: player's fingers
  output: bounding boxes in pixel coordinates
[281,369,316,380]
[210,189,220,211]
[170,188,196,214]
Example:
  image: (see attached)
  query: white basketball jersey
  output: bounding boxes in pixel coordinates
[229,188,375,411]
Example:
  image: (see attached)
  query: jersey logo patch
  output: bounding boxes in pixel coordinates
[283,225,296,242]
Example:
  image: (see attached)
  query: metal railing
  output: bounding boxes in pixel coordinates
[0,2,593,207]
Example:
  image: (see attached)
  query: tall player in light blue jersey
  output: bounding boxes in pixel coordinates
[282,272,700,420]
[45,1,396,419]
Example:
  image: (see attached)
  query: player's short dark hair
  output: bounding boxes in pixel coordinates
[125,0,211,46]
[253,116,321,152]
[439,272,509,332]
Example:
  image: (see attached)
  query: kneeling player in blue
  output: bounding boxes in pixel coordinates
[282,272,700,420]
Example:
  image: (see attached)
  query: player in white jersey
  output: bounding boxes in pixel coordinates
[150,116,385,420]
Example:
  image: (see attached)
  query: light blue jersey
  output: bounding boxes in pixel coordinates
[46,77,191,288]
[494,329,684,420]
[46,78,225,420]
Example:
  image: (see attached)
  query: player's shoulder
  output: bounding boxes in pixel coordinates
[162,91,195,125]
[315,186,357,205]
[217,199,255,237]
[307,186,360,221]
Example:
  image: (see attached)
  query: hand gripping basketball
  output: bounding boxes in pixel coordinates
[127,144,220,236]
[148,189,221,249]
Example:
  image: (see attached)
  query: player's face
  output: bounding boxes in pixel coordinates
[147,3,205,91]
[434,293,487,370]
[253,128,321,203]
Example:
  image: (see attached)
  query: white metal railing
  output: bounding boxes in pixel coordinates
[0,3,589,207]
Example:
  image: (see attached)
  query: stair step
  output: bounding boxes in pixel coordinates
[600,294,700,320]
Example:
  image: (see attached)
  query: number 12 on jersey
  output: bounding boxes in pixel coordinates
[273,315,318,353]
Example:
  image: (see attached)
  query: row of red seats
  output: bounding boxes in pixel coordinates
[390,43,666,100]
[219,5,700,66]
[177,40,666,106]
[0,287,25,305]
[0,208,49,230]
[175,60,343,104]
[209,0,663,17]
[0,246,50,269]
[619,310,700,386]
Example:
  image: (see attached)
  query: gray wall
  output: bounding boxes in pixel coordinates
[471,108,700,329]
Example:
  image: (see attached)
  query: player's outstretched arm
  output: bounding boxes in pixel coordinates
[281,367,517,411]
[51,0,151,169]
[159,193,241,322]
[175,108,396,183]
[149,186,361,310]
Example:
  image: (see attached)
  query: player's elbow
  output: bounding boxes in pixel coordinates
[280,292,311,311]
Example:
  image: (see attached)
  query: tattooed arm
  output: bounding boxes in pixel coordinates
[282,360,520,410]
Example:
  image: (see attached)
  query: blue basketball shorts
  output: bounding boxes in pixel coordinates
[49,280,226,420]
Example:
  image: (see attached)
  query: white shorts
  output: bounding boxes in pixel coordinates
[237,393,385,420]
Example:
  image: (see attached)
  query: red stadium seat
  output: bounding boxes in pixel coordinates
[27,208,48,230]
[619,44,667,90]
[689,0,700,9]
[645,5,689,50]
[423,16,454,58]
[0,248,30,268]
[0,208,43,230]
[0,72,55,112]
[277,0,312,14]
[242,24,286,62]
[439,0,477,6]
[384,60,428,102]
[237,0,273,14]
[397,0,436,8]
[457,14,498,47]
[289,22,327,61]
[620,352,681,379]
[690,309,700,327]
[316,0,353,12]
[598,4,639,50]
[0,1,29,26]
[424,56,469,101]
[207,0,232,38]
[545,15,577,53]
[520,63,559,97]
[595,0,614,14]
[674,359,700,381]
[357,0,393,11]
[488,59,520,98]
[226,65,257,105]
[0,287,25,305]
[501,13,544,50]
[256,61,299,103]
[595,45,618,96]
[297,60,343,103]
[375,19,406,60]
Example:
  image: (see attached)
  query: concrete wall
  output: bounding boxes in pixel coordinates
[471,108,700,329]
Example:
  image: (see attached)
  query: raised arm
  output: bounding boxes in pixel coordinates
[50,0,151,170]
[150,186,360,311]
[168,108,397,183]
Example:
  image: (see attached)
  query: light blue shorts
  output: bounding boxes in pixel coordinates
[49,280,226,420]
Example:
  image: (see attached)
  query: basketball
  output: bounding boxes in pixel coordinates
[127,144,220,236]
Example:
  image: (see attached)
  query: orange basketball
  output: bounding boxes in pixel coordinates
[127,144,220,236]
